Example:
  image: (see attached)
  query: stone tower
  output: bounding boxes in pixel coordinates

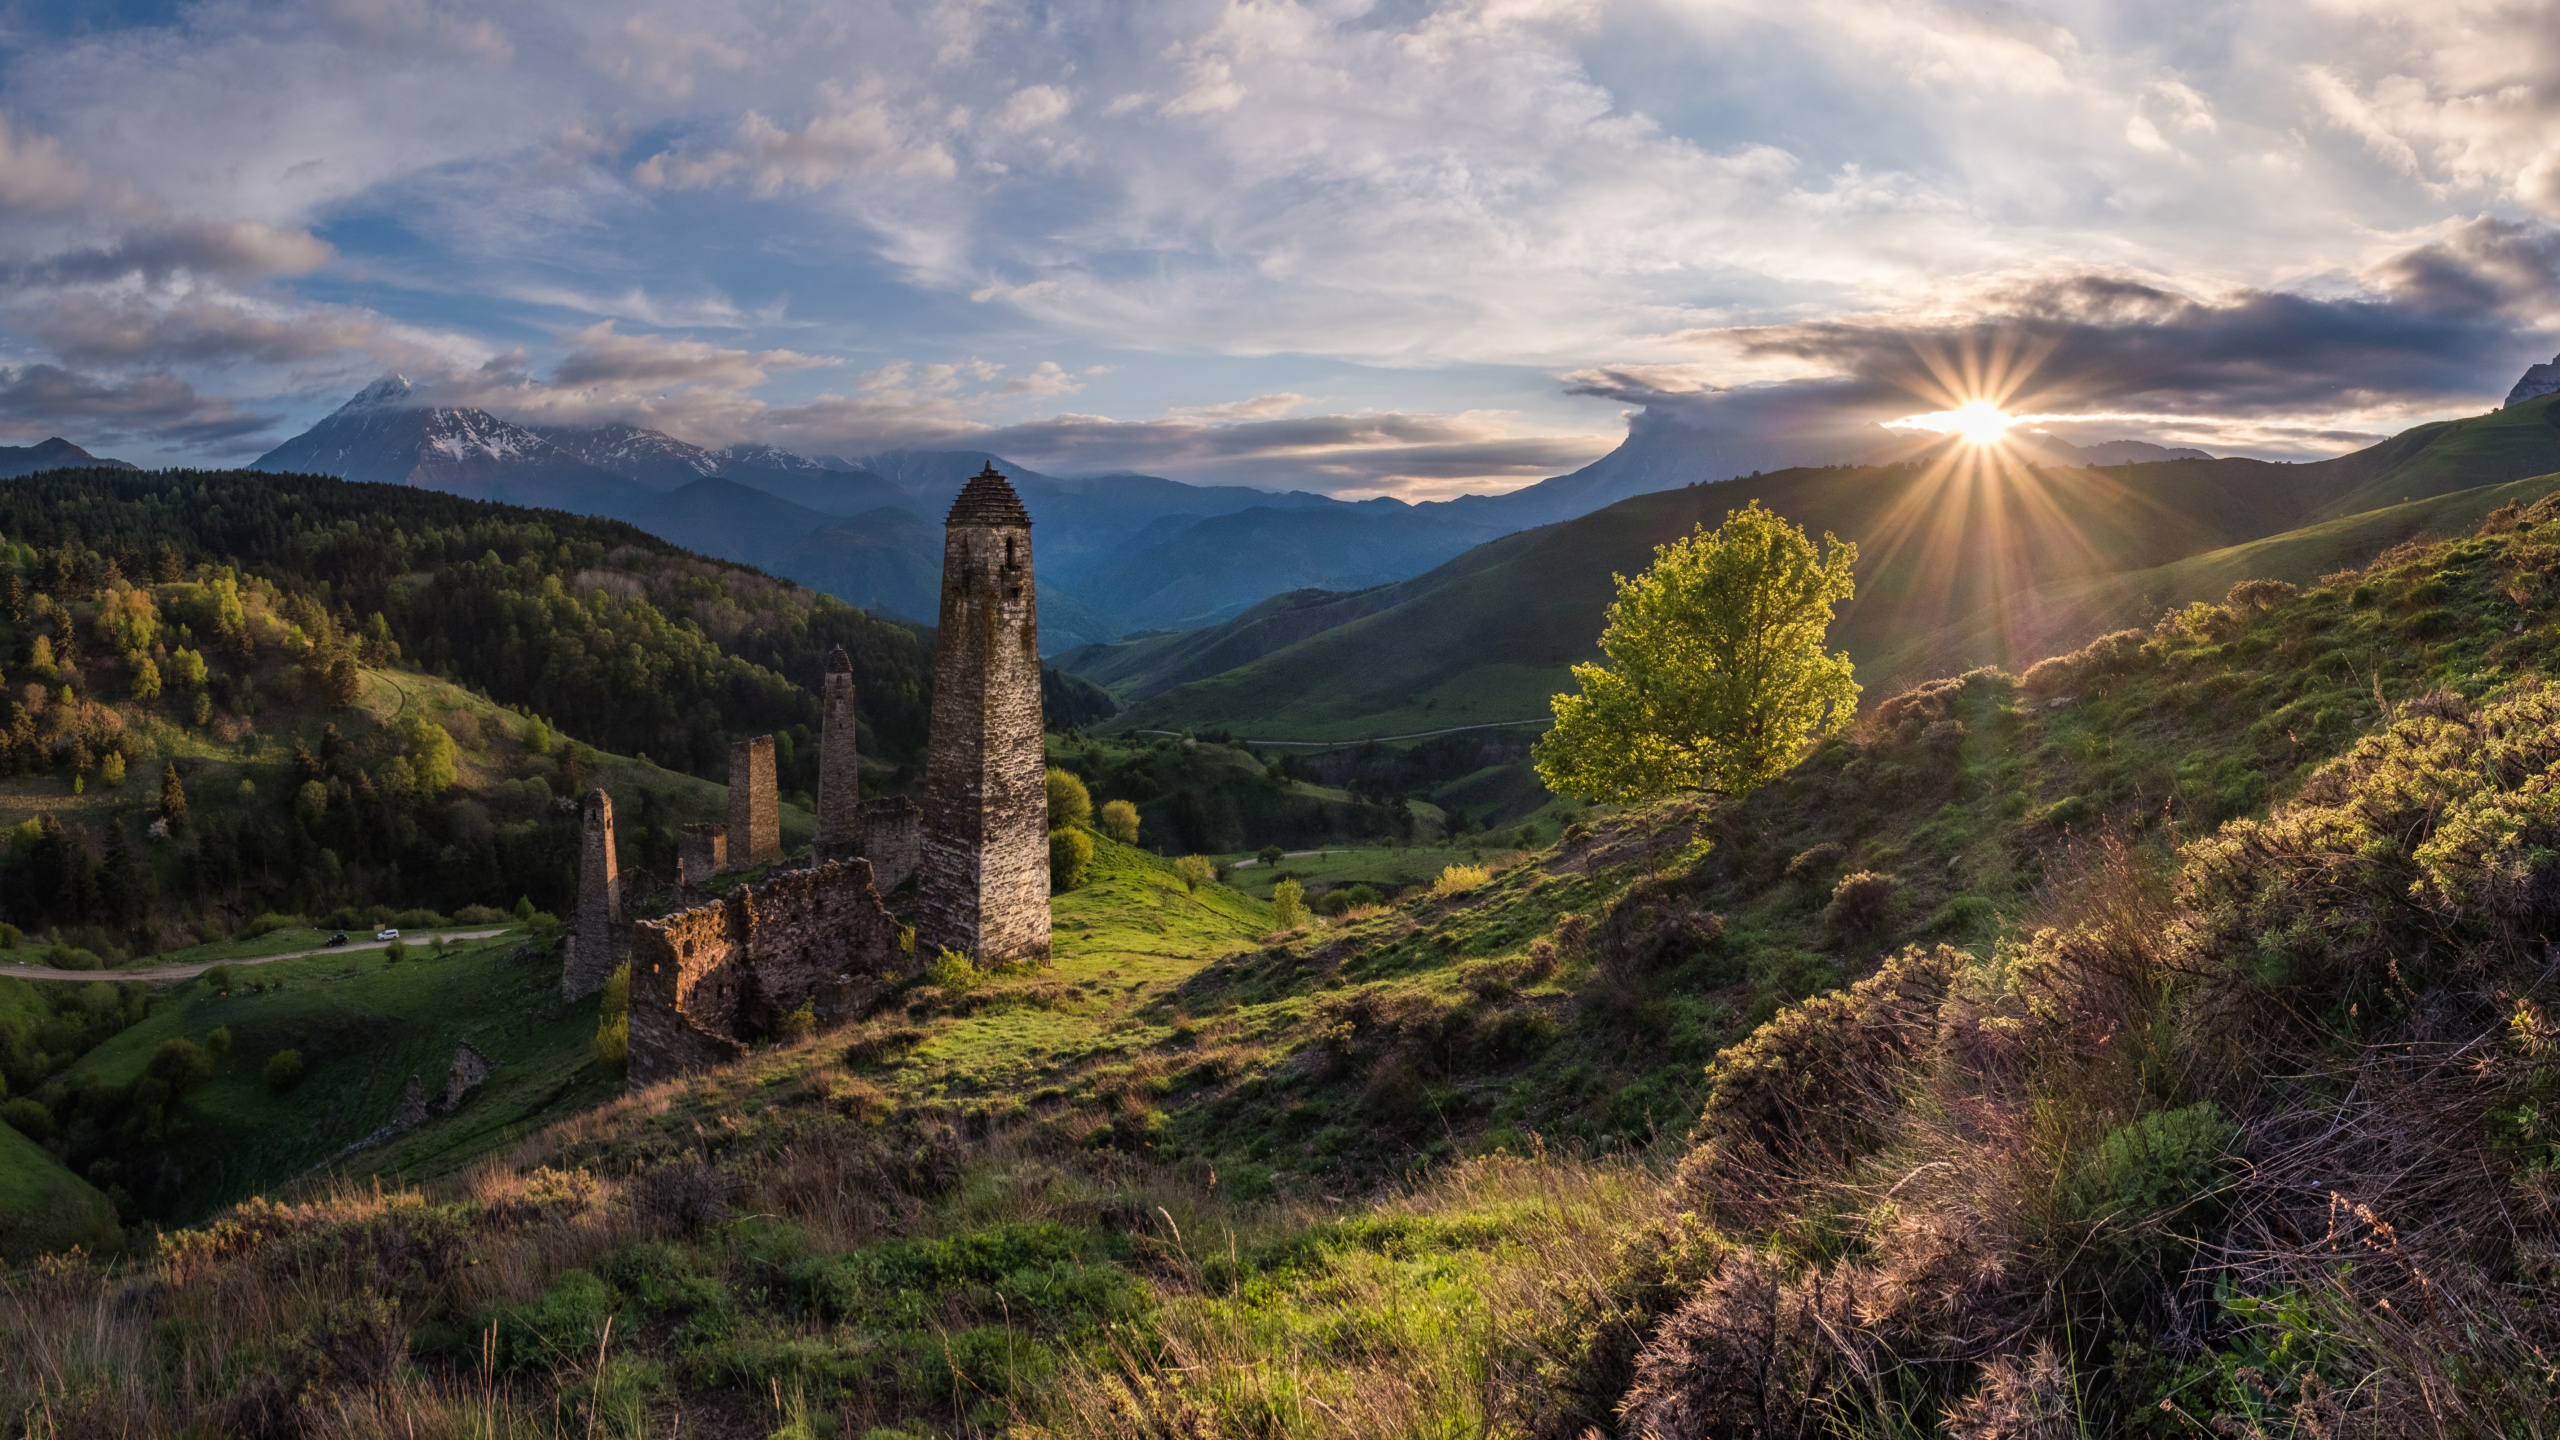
[563,788,621,1000]
[726,735,780,868]
[814,647,860,863]
[918,464,1051,965]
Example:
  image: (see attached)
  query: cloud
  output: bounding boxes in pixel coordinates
[634,84,957,195]
[25,295,393,366]
[9,220,333,286]
[0,113,94,215]
[1570,218,2560,466]
[753,379,1613,495]
[0,364,280,450]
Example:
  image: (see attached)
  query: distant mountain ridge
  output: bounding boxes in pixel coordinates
[1080,392,2560,742]
[0,437,138,478]
[247,375,2240,655]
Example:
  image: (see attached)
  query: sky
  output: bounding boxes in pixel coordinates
[1,0,2559,498]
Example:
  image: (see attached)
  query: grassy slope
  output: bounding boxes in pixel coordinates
[53,925,612,1223]
[0,973,118,1259]
[25,499,2560,1436]
[1865,468,2560,685]
[0,1120,115,1260]
[2309,389,2560,518]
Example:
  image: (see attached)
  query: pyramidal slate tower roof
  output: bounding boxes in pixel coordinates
[946,463,1033,526]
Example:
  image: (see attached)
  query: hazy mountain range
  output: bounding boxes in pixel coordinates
[234,377,2225,653]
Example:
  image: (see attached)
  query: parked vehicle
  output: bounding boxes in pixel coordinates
[375,928,399,941]
[325,932,348,947]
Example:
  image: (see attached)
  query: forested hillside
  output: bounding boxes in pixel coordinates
[0,467,933,774]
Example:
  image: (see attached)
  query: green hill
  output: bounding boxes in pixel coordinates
[41,924,613,1225]
[22,490,2560,1434]
[1088,396,2560,743]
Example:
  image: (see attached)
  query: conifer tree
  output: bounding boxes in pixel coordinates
[160,763,187,833]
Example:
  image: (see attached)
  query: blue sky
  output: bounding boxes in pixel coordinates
[1,0,2558,495]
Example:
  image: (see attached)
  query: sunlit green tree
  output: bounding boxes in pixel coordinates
[1534,501,1858,804]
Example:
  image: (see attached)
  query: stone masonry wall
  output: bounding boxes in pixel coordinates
[626,857,915,1087]
[858,796,920,891]
[918,466,1051,966]
[815,647,861,862]
[726,735,780,868]
[678,823,727,887]
[562,788,622,1000]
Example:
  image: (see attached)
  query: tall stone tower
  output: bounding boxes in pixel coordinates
[919,464,1051,965]
[726,736,780,868]
[814,647,860,863]
[563,788,621,1000]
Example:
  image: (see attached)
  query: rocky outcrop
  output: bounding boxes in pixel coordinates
[2508,354,2560,408]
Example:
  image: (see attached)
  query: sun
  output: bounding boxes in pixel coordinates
[1886,399,2018,446]
[1944,400,2015,446]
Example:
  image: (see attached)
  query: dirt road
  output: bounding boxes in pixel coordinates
[1,929,510,983]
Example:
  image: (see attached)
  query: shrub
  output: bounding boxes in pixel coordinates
[1259,844,1286,866]
[2225,578,2299,612]
[240,912,302,939]
[265,1049,305,1094]
[1783,842,1845,882]
[0,924,19,949]
[2,1097,53,1142]
[206,1026,232,1057]
[1049,826,1094,891]
[927,947,980,993]
[1433,863,1491,897]
[1173,855,1216,891]
[1045,766,1093,829]
[1314,883,1381,916]
[148,1037,214,1093]
[593,964,630,1066]
[1271,878,1308,931]
[1100,798,1140,845]
[382,940,407,964]
[777,1000,817,1043]
[1824,871,1899,935]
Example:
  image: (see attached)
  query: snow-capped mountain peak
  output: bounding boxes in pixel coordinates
[338,375,416,412]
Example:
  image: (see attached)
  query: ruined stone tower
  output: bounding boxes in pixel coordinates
[562,788,621,1000]
[677,822,727,889]
[726,735,780,869]
[918,464,1051,965]
[814,647,860,863]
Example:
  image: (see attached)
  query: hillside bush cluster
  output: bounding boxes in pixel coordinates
[1608,670,2560,1436]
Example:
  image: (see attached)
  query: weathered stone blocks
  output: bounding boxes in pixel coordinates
[678,822,728,887]
[815,646,861,862]
[918,465,1051,966]
[562,787,623,1000]
[626,858,915,1087]
[726,735,780,868]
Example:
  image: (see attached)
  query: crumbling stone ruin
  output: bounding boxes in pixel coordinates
[626,858,911,1086]
[815,647,861,862]
[857,795,920,890]
[918,465,1052,967]
[619,464,1052,1086]
[561,789,623,1000]
[810,643,925,891]
[727,736,781,869]
[678,822,727,888]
